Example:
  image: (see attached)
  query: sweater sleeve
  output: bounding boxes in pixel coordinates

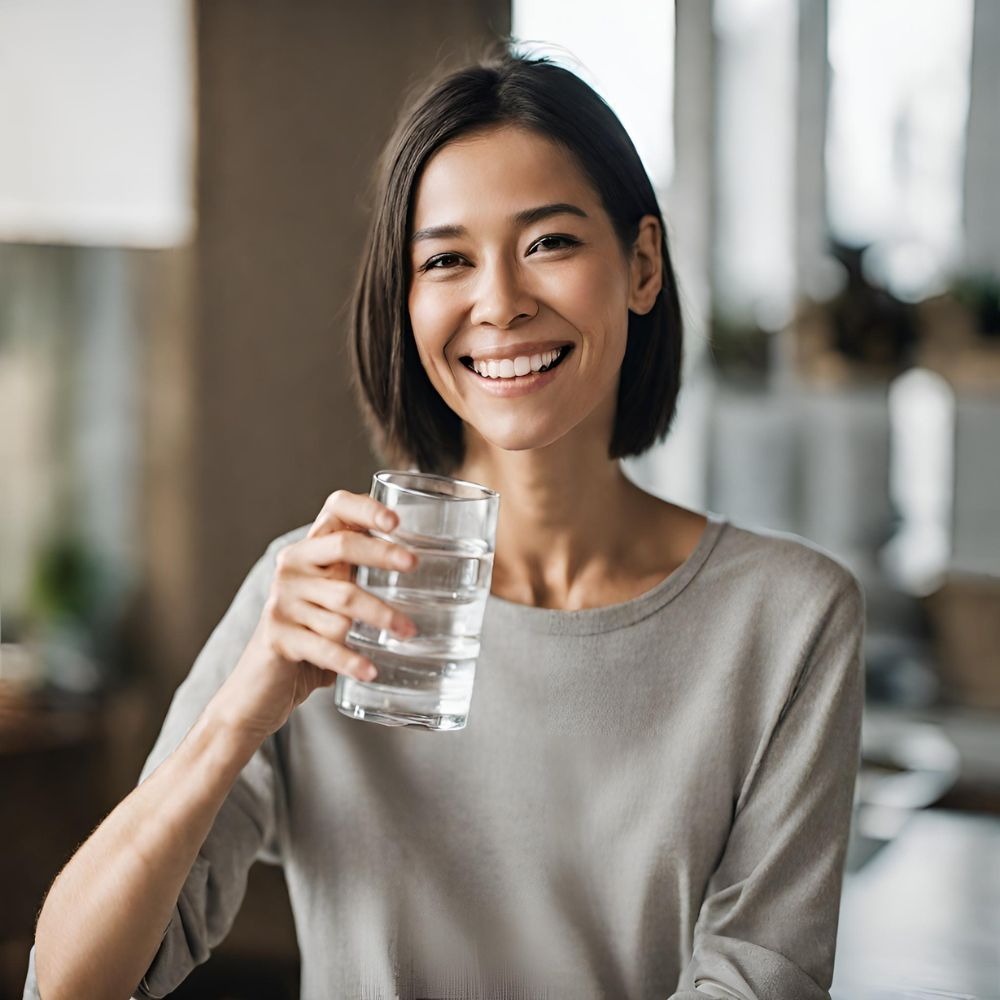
[21,536,289,1000]
[670,574,866,1000]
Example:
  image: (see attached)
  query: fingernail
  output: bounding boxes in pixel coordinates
[378,512,395,530]
[361,664,377,681]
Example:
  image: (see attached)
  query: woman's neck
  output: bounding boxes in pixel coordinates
[454,452,687,611]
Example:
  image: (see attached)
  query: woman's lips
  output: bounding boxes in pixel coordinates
[461,347,573,397]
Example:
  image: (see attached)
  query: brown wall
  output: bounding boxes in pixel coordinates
[145,0,511,700]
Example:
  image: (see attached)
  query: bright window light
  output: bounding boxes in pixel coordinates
[883,367,955,596]
[511,0,675,193]
[0,0,195,247]
[712,0,798,327]
[826,0,974,301]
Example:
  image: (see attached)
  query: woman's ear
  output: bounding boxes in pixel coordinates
[627,214,664,316]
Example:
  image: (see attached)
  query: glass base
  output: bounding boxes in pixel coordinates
[335,674,468,731]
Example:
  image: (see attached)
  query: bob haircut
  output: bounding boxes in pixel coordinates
[350,42,684,477]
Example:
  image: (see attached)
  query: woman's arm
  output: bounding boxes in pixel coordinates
[33,704,263,1000]
[670,575,866,1000]
[24,492,419,1000]
[26,534,286,1000]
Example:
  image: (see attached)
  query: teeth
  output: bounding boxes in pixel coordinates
[473,347,564,379]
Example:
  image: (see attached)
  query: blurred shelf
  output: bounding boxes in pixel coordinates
[863,700,1000,806]
[0,681,151,947]
[0,682,102,756]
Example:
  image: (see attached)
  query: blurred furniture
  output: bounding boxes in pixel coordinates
[0,683,300,1000]
[832,809,1000,1000]
[708,381,893,582]
[0,685,123,936]
[848,708,962,873]
[0,684,122,999]
[862,701,1000,817]
[951,394,1000,581]
[838,703,1000,997]
[923,572,1000,711]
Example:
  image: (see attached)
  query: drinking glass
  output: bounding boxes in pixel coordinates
[335,470,500,730]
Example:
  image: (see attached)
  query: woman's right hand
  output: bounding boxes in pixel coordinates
[208,489,420,743]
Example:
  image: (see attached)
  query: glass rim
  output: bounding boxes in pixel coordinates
[374,469,499,502]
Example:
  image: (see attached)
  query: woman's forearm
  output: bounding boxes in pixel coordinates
[33,703,263,1000]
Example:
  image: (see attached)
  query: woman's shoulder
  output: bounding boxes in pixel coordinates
[231,523,312,588]
[710,513,864,613]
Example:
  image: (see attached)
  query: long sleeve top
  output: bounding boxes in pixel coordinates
[22,509,865,999]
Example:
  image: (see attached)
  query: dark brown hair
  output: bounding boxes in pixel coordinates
[350,42,684,476]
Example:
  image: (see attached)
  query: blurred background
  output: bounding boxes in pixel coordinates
[1,1,998,998]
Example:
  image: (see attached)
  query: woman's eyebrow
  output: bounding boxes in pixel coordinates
[410,202,589,244]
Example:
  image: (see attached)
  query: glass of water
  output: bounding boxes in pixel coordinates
[335,470,500,731]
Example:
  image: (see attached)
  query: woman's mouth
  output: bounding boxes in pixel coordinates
[460,344,573,378]
[457,344,574,397]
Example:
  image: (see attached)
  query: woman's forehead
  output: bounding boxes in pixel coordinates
[410,127,599,228]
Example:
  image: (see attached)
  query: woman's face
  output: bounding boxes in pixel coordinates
[406,124,653,456]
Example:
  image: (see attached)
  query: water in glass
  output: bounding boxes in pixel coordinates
[338,528,494,729]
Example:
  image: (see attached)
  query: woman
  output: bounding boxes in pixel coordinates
[26,47,864,1000]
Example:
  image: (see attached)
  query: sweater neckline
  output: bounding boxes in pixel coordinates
[485,510,728,635]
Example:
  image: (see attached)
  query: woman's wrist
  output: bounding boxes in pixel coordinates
[193,699,268,774]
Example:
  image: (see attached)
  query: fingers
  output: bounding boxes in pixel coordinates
[278,530,418,577]
[306,489,399,540]
[272,617,377,681]
[261,488,422,689]
[293,581,418,639]
[294,601,351,645]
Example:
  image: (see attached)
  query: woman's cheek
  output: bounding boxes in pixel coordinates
[572,263,618,310]
[407,289,431,338]
[408,307,459,404]
[410,287,458,347]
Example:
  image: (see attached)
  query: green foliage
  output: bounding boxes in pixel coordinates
[27,532,106,628]
[949,273,1000,338]
[707,313,773,385]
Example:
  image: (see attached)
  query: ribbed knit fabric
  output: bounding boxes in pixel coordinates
[23,510,865,1000]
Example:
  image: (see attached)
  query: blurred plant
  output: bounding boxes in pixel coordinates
[947,272,1000,338]
[825,242,919,369]
[28,532,104,625]
[25,531,112,695]
[707,312,773,386]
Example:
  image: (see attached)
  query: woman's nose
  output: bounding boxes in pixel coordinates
[469,255,537,329]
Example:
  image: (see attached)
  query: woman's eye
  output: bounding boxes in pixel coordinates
[530,235,579,254]
[420,253,463,271]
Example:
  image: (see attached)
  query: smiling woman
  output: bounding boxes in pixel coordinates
[336,45,861,1000]
[405,124,663,425]
[23,40,865,1000]
[350,48,683,479]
